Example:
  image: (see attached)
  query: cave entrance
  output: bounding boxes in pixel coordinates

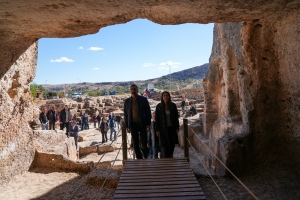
[32,19,213,96]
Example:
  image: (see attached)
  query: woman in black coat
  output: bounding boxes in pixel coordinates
[155,91,179,158]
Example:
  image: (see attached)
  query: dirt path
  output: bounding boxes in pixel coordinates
[0,168,121,200]
[3,125,299,200]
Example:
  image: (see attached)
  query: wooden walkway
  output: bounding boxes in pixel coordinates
[113,158,206,199]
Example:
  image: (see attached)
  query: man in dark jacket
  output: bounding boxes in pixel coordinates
[39,107,48,130]
[124,84,151,159]
[47,106,57,130]
[60,104,72,136]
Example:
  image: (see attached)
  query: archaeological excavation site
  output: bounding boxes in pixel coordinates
[0,0,300,199]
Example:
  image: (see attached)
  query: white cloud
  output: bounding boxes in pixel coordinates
[88,47,104,51]
[143,63,156,67]
[78,46,83,50]
[50,57,74,63]
[93,68,99,70]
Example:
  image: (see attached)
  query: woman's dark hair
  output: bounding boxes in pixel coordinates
[160,91,172,110]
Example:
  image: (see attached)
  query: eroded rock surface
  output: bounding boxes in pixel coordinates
[203,11,300,175]
[32,130,77,160]
[0,42,38,185]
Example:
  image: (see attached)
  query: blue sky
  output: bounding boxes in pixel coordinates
[34,19,214,85]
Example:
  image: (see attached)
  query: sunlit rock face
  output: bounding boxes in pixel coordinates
[204,10,300,175]
[0,0,299,182]
[0,42,37,185]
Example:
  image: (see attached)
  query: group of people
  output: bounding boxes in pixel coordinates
[124,84,179,159]
[39,104,79,149]
[181,96,197,116]
[98,114,122,143]
[39,84,192,157]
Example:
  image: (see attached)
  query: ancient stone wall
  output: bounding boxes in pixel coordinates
[0,42,38,185]
[203,10,300,175]
[177,88,204,100]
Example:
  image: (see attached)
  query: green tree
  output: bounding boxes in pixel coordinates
[30,83,45,97]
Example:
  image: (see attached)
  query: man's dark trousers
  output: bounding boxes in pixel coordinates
[60,122,70,135]
[49,122,55,130]
[131,122,148,159]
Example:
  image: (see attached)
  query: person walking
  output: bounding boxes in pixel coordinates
[57,111,62,130]
[39,107,48,130]
[109,116,117,141]
[115,114,122,130]
[81,113,89,130]
[47,106,57,130]
[60,104,72,136]
[69,120,79,150]
[100,117,108,143]
[147,111,160,159]
[145,89,149,98]
[97,114,101,128]
[155,91,179,158]
[93,114,97,128]
[181,96,186,116]
[124,84,151,159]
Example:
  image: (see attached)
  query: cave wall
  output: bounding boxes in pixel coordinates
[203,10,300,175]
[0,0,299,182]
[0,42,38,185]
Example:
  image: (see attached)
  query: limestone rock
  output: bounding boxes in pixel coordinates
[32,130,77,160]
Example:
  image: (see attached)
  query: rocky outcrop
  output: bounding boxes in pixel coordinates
[203,10,300,175]
[29,130,94,173]
[32,130,77,160]
[0,42,38,185]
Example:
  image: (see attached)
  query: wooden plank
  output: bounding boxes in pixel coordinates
[124,160,188,165]
[115,187,202,194]
[118,177,196,183]
[116,183,201,190]
[124,159,188,164]
[122,168,190,174]
[120,171,192,177]
[123,163,190,168]
[123,164,191,169]
[119,173,194,180]
[117,180,199,186]
[114,195,206,200]
[122,166,191,171]
[124,158,188,163]
[114,158,206,199]
[113,191,205,198]
[125,159,187,164]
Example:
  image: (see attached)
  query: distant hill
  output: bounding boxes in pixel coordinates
[43,63,209,95]
[162,63,209,80]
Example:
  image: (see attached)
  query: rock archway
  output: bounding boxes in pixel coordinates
[0,0,300,183]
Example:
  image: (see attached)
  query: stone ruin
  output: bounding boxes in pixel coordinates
[0,0,300,185]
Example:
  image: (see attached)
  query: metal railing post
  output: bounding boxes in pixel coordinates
[122,121,127,164]
[183,118,189,163]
